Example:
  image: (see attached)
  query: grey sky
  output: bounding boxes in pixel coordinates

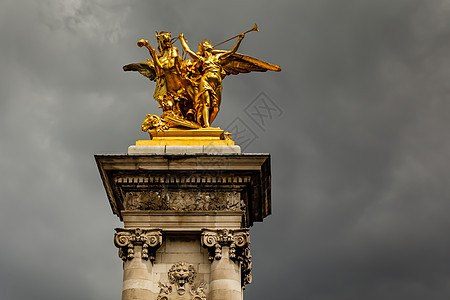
[1,0,450,299]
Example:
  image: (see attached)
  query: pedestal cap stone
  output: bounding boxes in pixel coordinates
[95,153,271,228]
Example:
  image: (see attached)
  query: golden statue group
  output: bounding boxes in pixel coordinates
[124,25,281,133]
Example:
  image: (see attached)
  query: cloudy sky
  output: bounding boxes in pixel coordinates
[1,0,450,299]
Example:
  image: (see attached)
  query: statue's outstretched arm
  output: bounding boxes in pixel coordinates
[138,39,163,77]
[179,33,199,60]
[218,34,244,61]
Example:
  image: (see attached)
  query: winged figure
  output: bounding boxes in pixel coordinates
[179,33,281,127]
[123,28,281,132]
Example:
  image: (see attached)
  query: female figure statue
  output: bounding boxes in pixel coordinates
[179,33,245,127]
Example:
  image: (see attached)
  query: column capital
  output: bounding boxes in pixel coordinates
[201,228,252,286]
[114,228,162,262]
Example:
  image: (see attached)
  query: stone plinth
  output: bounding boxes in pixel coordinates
[138,127,235,146]
[96,150,271,300]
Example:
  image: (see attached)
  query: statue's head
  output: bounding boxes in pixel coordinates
[155,31,172,51]
[198,39,213,55]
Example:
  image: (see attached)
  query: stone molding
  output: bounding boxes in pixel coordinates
[115,175,252,185]
[121,210,244,231]
[114,228,162,262]
[201,229,252,286]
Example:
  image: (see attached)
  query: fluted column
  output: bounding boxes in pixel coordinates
[114,228,162,300]
[201,229,251,300]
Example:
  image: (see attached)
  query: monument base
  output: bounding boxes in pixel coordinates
[137,127,234,146]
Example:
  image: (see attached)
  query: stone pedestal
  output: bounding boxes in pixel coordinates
[96,148,271,300]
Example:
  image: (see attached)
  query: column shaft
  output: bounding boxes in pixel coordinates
[122,245,157,300]
[209,246,242,300]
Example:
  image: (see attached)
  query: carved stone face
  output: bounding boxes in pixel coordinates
[168,262,196,286]
[175,265,189,280]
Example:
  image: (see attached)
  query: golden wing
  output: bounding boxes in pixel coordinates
[123,61,157,81]
[214,51,281,75]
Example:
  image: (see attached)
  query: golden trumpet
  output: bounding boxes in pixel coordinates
[213,24,259,48]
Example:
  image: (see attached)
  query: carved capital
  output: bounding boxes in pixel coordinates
[201,228,252,286]
[114,228,162,262]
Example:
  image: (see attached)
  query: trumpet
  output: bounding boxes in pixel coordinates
[213,24,259,48]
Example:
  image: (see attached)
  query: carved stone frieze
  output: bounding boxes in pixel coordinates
[124,190,245,212]
[124,191,167,210]
[158,262,206,300]
[114,228,162,262]
[201,229,252,286]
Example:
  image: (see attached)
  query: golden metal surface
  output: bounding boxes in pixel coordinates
[213,23,259,48]
[136,128,235,146]
[136,140,235,146]
[123,26,281,142]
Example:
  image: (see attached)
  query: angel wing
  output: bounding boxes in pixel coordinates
[123,60,157,81]
[213,50,281,76]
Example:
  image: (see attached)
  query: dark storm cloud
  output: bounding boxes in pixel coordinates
[1,0,450,299]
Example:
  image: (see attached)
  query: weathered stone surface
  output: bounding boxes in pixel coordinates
[120,245,159,300]
[203,145,241,154]
[124,190,243,212]
[165,146,204,154]
[121,211,244,231]
[128,145,166,154]
[208,289,241,300]
[155,262,207,300]
[122,288,155,300]
[209,247,242,300]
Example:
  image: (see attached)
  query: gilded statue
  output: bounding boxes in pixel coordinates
[123,25,281,132]
[179,33,244,127]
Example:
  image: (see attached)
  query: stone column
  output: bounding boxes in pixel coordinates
[210,246,241,300]
[114,228,162,300]
[202,229,251,300]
